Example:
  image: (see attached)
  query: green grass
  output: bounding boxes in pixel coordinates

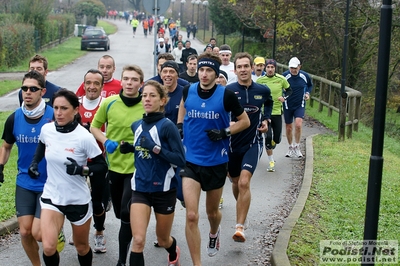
[0,37,86,73]
[0,111,18,222]
[98,20,118,35]
[0,81,22,97]
[288,105,400,266]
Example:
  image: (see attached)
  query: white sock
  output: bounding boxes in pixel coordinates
[268,156,274,162]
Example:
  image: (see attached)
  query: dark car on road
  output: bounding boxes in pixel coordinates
[81,28,110,51]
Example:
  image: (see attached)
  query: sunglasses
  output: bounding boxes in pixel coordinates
[21,86,42,92]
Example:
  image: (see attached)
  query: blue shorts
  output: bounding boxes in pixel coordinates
[228,142,263,178]
[283,107,305,124]
[15,185,42,218]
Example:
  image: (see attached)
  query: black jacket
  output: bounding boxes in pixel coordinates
[180,47,198,66]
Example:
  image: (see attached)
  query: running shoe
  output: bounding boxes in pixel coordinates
[93,234,107,253]
[168,245,180,266]
[56,228,66,253]
[285,146,294,158]
[219,196,224,209]
[207,226,221,257]
[267,161,275,172]
[293,145,303,158]
[232,224,246,242]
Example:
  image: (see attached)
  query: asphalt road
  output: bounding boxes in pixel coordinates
[0,18,328,266]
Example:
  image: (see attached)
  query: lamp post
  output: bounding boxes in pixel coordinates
[203,1,209,41]
[196,0,201,29]
[272,0,278,59]
[180,0,186,26]
[191,0,196,23]
[171,0,176,19]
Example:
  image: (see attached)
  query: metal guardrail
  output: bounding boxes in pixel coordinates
[277,63,362,140]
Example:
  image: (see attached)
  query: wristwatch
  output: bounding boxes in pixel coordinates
[152,145,161,154]
[82,166,90,176]
[225,128,231,137]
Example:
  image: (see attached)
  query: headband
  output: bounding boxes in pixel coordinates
[161,60,180,74]
[197,58,220,76]
[219,50,232,54]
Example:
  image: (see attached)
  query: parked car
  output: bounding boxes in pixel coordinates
[81,28,110,51]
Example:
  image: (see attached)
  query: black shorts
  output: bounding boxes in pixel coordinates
[41,198,91,225]
[131,189,176,215]
[15,185,42,218]
[180,162,227,191]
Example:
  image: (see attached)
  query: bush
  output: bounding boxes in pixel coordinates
[0,23,35,68]
[42,14,76,44]
[0,13,75,68]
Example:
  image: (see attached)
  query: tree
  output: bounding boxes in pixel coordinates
[73,0,106,26]
[11,0,54,42]
[99,0,135,11]
[126,0,141,11]
[209,0,400,108]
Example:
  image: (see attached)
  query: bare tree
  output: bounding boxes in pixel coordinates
[126,0,141,10]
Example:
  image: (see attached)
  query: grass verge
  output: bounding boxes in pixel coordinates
[0,81,22,97]
[288,105,400,266]
[0,111,18,221]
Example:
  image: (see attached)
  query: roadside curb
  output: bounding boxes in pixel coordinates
[0,72,25,81]
[271,134,317,266]
[0,216,18,236]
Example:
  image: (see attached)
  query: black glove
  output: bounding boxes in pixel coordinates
[64,157,83,176]
[120,141,135,154]
[28,162,40,179]
[0,164,4,186]
[176,123,183,139]
[83,122,91,132]
[139,136,156,151]
[205,129,229,141]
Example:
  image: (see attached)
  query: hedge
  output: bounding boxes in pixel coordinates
[0,13,75,68]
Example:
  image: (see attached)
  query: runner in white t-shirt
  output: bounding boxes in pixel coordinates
[29,89,107,265]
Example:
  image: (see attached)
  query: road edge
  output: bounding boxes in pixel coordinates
[271,134,317,266]
[0,216,18,236]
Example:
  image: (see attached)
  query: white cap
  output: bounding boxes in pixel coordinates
[158,38,165,42]
[288,57,301,68]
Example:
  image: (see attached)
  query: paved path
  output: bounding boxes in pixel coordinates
[0,18,328,265]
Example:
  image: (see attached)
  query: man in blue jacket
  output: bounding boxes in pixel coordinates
[226,52,273,243]
[18,54,60,107]
[282,57,313,158]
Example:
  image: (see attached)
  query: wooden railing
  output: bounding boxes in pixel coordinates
[277,63,362,140]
